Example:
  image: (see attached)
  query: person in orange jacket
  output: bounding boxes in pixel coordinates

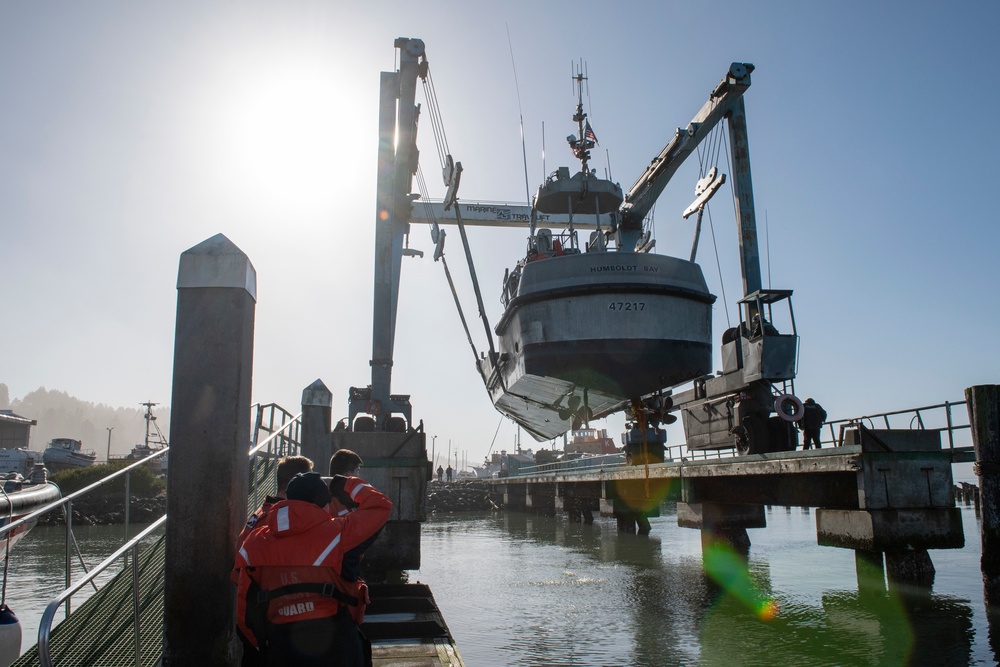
[234,471,392,667]
[235,456,313,666]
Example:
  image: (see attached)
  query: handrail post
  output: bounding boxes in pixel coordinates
[132,542,141,666]
[946,401,955,450]
[64,499,72,618]
[124,470,131,549]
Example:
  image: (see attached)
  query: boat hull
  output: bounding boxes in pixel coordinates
[485,252,714,440]
[0,482,61,550]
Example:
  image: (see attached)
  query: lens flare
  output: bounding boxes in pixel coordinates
[703,538,777,621]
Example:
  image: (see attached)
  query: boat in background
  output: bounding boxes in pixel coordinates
[0,448,42,477]
[124,401,168,475]
[43,438,97,472]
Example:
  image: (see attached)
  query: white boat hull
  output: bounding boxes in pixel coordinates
[483,252,714,440]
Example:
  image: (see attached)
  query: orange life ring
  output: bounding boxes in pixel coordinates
[774,394,804,422]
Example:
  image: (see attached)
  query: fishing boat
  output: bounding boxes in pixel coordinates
[42,437,97,472]
[477,69,715,441]
[124,402,168,474]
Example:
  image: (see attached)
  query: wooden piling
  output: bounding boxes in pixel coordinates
[967,384,1000,610]
[164,234,256,666]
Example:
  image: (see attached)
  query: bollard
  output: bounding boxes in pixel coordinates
[301,380,333,470]
[967,385,1000,611]
[164,234,256,666]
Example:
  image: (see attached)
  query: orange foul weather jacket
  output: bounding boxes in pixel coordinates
[233,477,392,642]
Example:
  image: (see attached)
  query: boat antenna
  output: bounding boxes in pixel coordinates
[765,209,772,289]
[569,61,594,173]
[506,24,532,205]
[541,121,546,179]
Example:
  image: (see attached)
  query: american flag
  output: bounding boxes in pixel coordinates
[584,121,598,145]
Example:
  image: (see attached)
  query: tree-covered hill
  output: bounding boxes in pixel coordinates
[0,383,169,459]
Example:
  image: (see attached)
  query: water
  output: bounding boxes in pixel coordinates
[411,504,994,666]
[0,507,992,665]
[0,522,158,658]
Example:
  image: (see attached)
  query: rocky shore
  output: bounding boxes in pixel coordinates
[35,479,498,526]
[425,479,499,513]
[37,494,167,526]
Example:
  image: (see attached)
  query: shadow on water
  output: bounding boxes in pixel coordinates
[422,507,982,666]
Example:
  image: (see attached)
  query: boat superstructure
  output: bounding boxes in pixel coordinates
[43,437,97,472]
[125,401,168,474]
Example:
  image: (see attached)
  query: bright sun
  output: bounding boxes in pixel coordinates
[221,60,372,212]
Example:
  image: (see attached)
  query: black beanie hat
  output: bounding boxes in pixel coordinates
[285,472,332,508]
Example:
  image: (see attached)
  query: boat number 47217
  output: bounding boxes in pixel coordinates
[608,302,645,311]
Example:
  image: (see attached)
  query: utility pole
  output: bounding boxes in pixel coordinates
[106,427,114,463]
[432,435,437,470]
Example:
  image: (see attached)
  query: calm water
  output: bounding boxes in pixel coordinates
[412,504,994,666]
[0,505,993,665]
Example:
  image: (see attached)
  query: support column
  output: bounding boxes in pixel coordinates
[968,385,1000,609]
[855,549,887,595]
[301,380,333,470]
[164,234,255,666]
[526,483,556,516]
[501,482,526,512]
[677,502,765,555]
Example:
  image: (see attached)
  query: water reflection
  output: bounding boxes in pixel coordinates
[417,506,986,666]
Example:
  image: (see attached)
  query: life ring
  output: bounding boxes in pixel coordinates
[774,394,804,422]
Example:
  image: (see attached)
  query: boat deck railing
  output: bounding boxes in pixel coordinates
[505,398,975,479]
[12,403,302,667]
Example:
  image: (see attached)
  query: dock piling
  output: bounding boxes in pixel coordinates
[301,380,333,469]
[967,385,1000,609]
[164,234,256,666]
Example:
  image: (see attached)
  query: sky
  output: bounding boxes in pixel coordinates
[2,1,998,470]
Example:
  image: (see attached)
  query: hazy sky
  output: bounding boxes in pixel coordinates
[2,2,997,467]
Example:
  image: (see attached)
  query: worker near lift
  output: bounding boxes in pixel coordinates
[799,398,828,449]
[329,449,363,516]
[235,471,392,667]
[235,455,313,667]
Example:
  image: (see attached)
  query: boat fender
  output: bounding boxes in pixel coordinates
[0,604,21,667]
[775,394,804,423]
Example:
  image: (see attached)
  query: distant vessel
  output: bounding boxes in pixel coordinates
[124,401,168,474]
[566,428,619,455]
[0,448,42,477]
[43,438,97,472]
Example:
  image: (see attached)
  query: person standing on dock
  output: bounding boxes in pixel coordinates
[329,449,364,516]
[235,471,392,667]
[235,455,313,666]
[799,398,828,449]
[437,465,444,482]
[446,465,453,482]
[239,455,314,546]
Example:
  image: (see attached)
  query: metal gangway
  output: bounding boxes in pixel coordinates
[506,398,976,478]
[9,403,302,667]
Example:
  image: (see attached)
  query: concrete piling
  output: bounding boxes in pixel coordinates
[301,380,333,470]
[967,385,1000,610]
[164,234,256,666]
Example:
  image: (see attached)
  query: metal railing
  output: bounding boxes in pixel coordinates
[27,402,302,667]
[822,400,972,451]
[0,449,168,618]
[37,517,166,667]
[503,399,972,479]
